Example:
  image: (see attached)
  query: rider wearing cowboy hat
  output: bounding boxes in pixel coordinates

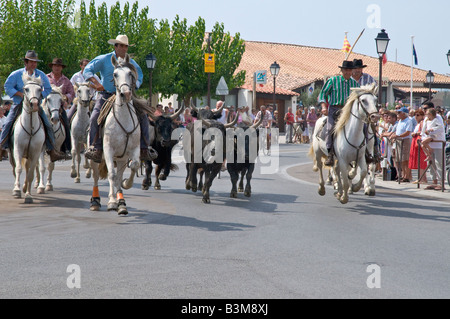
[47,57,75,159]
[83,34,157,163]
[0,50,66,162]
[318,60,360,166]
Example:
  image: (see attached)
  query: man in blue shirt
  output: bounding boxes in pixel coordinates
[83,34,156,163]
[0,50,66,162]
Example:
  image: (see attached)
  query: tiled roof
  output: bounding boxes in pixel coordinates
[240,83,299,96]
[236,41,450,91]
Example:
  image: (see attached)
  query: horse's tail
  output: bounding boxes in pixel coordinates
[170,163,178,172]
[99,159,108,179]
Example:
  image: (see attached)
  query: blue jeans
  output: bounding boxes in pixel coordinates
[0,102,56,150]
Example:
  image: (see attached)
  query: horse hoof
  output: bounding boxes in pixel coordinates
[142,184,149,190]
[90,197,101,211]
[230,192,237,198]
[12,190,21,198]
[24,196,33,204]
[107,202,118,211]
[75,177,80,183]
[85,172,91,179]
[154,185,161,190]
[340,197,348,204]
[318,188,325,196]
[70,171,77,178]
[45,185,53,192]
[238,187,244,192]
[90,205,100,211]
[37,187,45,194]
[202,197,210,204]
[118,206,128,216]
[158,174,166,181]
[244,191,251,197]
[365,189,376,196]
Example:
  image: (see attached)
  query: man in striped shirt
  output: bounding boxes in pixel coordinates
[318,60,359,166]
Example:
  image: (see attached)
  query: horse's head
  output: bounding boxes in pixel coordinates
[44,85,64,124]
[74,82,91,107]
[111,54,137,104]
[22,72,43,113]
[356,84,380,124]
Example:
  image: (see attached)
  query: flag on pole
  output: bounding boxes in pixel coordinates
[412,44,418,65]
[382,53,387,65]
[342,34,351,54]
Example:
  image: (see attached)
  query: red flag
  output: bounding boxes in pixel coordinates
[382,53,387,65]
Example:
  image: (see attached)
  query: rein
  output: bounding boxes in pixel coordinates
[342,93,377,163]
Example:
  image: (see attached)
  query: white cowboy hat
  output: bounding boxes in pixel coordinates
[107,35,134,47]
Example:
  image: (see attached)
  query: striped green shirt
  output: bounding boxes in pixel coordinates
[318,75,360,106]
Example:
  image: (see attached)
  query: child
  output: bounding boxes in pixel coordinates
[421,108,439,162]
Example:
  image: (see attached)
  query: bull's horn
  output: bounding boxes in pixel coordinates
[250,116,263,129]
[170,104,184,120]
[213,101,224,116]
[190,100,198,113]
[224,113,239,128]
[202,119,211,128]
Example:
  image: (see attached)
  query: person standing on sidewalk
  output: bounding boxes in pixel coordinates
[284,107,294,143]
[306,106,317,142]
[318,60,359,166]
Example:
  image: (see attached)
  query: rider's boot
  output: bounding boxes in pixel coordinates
[324,148,335,166]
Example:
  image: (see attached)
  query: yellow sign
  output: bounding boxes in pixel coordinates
[204,53,215,73]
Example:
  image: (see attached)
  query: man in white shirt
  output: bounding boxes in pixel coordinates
[422,102,446,190]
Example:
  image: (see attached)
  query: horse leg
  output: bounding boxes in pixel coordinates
[316,155,326,196]
[122,152,139,190]
[352,157,368,193]
[70,140,77,179]
[24,158,37,204]
[337,162,349,204]
[117,159,132,215]
[45,161,54,191]
[90,162,101,211]
[364,162,376,196]
[36,152,46,194]
[83,144,91,178]
[13,150,23,198]
[105,157,118,211]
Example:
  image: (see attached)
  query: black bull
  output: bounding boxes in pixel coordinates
[142,106,184,190]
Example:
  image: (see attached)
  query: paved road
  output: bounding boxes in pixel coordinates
[0,141,449,299]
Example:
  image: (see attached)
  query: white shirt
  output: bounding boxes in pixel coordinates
[421,114,445,149]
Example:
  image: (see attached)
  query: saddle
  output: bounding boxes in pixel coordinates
[97,94,116,127]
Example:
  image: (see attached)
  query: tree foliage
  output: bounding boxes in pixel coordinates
[0,0,246,103]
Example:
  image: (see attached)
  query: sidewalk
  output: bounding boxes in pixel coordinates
[279,135,450,201]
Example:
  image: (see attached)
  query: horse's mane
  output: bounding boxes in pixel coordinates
[334,84,377,134]
[22,72,42,86]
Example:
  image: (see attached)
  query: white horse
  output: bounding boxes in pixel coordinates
[36,85,66,192]
[89,54,142,215]
[70,82,92,183]
[308,115,330,196]
[10,73,46,203]
[333,84,379,204]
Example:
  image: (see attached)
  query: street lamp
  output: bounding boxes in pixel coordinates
[446,50,450,66]
[145,53,157,107]
[375,29,390,108]
[426,70,434,101]
[270,61,280,111]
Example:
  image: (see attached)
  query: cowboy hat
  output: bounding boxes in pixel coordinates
[48,57,67,68]
[338,60,355,69]
[23,50,42,62]
[107,34,134,47]
[353,59,367,68]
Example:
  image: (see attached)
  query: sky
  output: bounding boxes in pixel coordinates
[77,0,450,76]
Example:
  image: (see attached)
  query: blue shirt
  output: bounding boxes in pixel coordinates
[83,51,143,94]
[395,116,413,139]
[4,68,52,105]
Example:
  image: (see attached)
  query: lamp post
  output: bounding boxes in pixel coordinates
[426,70,434,101]
[375,29,390,108]
[270,61,280,111]
[145,53,156,107]
[447,50,450,66]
